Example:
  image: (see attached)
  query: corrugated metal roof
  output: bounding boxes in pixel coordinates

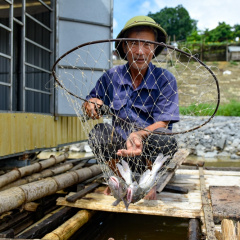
[228,46,240,52]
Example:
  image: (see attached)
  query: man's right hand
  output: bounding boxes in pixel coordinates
[83,98,103,119]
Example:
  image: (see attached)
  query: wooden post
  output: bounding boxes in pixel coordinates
[188,219,201,240]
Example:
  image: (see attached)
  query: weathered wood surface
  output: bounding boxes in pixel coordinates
[215,219,240,240]
[57,166,240,225]
[199,167,216,240]
[156,149,190,193]
[210,186,240,223]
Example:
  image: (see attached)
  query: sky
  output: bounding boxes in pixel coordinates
[113,0,240,38]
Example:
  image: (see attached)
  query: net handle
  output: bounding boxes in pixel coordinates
[52,38,220,135]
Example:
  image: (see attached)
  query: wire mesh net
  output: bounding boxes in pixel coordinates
[52,39,220,205]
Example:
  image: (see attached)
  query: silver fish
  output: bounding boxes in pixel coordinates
[108,176,129,210]
[138,154,169,191]
[116,159,133,185]
[128,154,170,203]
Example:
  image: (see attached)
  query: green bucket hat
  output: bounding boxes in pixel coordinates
[115,15,167,59]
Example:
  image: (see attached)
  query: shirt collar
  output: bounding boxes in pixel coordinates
[116,62,159,90]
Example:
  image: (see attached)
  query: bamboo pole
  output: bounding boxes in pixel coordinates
[0,153,69,189]
[0,164,102,214]
[0,163,73,191]
[41,210,94,240]
[237,222,240,240]
[221,219,237,240]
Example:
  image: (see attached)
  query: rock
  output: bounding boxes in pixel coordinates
[216,138,226,150]
[230,154,240,159]
[217,151,230,157]
[204,151,218,158]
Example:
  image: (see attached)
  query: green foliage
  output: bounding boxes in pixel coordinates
[216,100,240,116]
[233,24,240,39]
[148,5,197,41]
[230,61,238,66]
[147,5,239,43]
[186,30,202,42]
[204,22,233,42]
[180,100,240,117]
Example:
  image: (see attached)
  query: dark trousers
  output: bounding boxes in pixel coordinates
[88,123,178,171]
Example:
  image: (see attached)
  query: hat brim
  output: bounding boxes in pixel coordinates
[115,23,167,59]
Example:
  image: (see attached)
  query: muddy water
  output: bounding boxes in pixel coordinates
[74,212,189,240]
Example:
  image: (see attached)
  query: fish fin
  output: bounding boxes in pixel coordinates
[138,169,151,185]
[122,198,130,211]
[117,162,132,185]
[116,163,125,177]
[152,154,170,174]
[121,159,131,173]
[112,199,120,206]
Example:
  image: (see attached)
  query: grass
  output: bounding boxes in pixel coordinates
[180,100,240,117]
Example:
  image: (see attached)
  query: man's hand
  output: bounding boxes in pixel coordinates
[83,98,103,119]
[117,132,143,157]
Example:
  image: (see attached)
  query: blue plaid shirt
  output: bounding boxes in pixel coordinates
[86,62,179,139]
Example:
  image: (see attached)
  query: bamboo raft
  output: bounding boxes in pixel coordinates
[0,150,240,239]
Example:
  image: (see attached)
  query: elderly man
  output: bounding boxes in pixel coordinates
[83,15,179,200]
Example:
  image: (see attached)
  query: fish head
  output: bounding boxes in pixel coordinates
[118,179,128,198]
[108,176,128,199]
[108,176,119,191]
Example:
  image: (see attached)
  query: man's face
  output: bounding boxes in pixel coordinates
[123,29,155,71]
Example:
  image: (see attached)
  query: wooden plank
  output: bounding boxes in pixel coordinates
[210,186,240,223]
[66,182,101,203]
[57,189,202,219]
[204,170,240,176]
[57,197,201,218]
[156,149,190,193]
[199,167,216,240]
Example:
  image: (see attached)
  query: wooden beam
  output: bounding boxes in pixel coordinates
[157,149,189,193]
[188,219,201,240]
[66,182,101,203]
[199,167,216,240]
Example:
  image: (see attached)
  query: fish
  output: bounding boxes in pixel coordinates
[129,154,170,203]
[108,175,129,210]
[138,154,169,190]
[116,159,133,185]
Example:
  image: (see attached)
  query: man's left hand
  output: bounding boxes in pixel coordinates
[117,132,143,157]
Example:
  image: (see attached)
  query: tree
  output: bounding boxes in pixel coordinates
[233,24,240,40]
[187,30,202,42]
[204,22,233,42]
[148,5,197,41]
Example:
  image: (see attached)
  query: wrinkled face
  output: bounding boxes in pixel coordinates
[123,29,155,71]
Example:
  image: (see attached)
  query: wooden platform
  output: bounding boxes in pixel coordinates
[57,168,240,220]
